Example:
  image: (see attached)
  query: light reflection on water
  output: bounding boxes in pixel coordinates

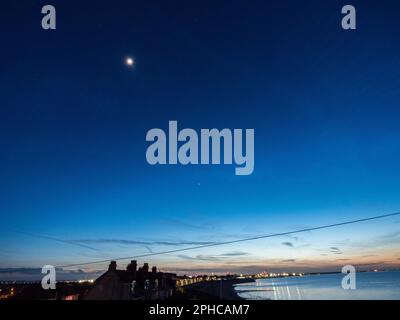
[235,271,400,300]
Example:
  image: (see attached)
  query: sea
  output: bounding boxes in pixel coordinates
[235,271,400,300]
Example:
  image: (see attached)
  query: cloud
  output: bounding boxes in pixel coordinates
[73,239,215,246]
[336,230,400,250]
[0,268,43,275]
[160,218,215,231]
[12,231,100,251]
[281,241,294,247]
[12,230,217,257]
[0,267,88,275]
[329,247,342,254]
[376,230,400,240]
[0,267,103,281]
[281,259,296,263]
[177,255,221,262]
[316,247,343,256]
[219,251,249,257]
[285,235,299,242]
[177,251,248,262]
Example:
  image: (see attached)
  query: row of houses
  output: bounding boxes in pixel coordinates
[83,260,178,300]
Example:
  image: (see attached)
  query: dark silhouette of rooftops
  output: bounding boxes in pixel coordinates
[83,260,177,300]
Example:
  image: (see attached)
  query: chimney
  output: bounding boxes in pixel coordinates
[109,261,117,271]
[127,260,137,273]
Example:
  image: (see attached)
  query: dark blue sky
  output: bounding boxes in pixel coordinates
[1,1,400,278]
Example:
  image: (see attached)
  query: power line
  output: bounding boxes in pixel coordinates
[58,211,400,268]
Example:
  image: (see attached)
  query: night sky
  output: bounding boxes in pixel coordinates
[1,0,400,279]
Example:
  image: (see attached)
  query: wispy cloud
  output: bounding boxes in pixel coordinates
[329,247,342,254]
[0,268,44,275]
[335,230,400,250]
[160,218,215,231]
[0,267,84,275]
[177,251,249,262]
[220,251,249,257]
[0,267,103,281]
[281,241,294,247]
[315,246,343,256]
[73,239,215,246]
[177,255,220,262]
[12,231,100,251]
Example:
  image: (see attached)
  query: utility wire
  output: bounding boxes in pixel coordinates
[58,211,400,268]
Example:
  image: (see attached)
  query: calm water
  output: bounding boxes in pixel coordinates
[235,271,400,300]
